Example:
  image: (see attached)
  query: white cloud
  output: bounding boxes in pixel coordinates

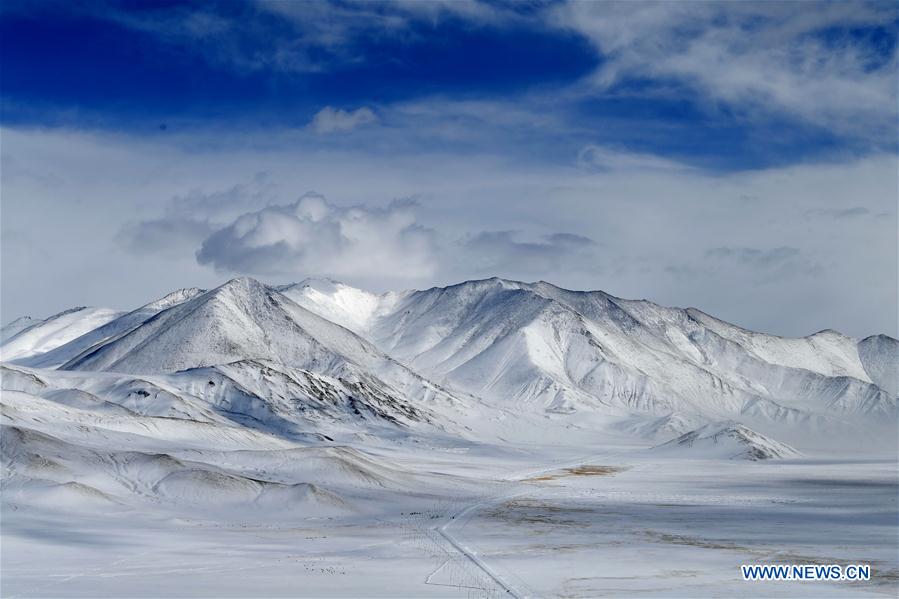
[458,230,598,277]
[117,218,214,258]
[577,144,690,172]
[72,1,526,74]
[551,1,898,141]
[309,106,378,133]
[705,246,801,267]
[196,194,437,280]
[115,173,275,256]
[2,126,895,338]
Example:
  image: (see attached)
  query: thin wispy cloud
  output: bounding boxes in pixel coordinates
[705,246,803,268]
[459,230,599,277]
[577,145,690,173]
[805,207,873,219]
[309,107,378,134]
[552,1,898,142]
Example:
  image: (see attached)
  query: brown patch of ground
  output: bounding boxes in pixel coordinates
[640,530,746,551]
[525,465,625,482]
[485,499,594,528]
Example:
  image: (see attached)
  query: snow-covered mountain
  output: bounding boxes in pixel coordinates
[1,306,125,362]
[283,277,895,429]
[2,276,896,449]
[1,316,39,343]
[21,278,462,434]
[277,278,405,335]
[12,288,205,369]
[857,334,899,397]
[651,421,801,460]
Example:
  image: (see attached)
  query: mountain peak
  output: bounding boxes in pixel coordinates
[144,287,206,312]
[296,277,346,289]
[59,276,397,376]
[428,277,524,294]
[806,328,852,341]
[199,277,275,306]
[216,276,267,293]
[654,421,801,461]
[58,278,289,373]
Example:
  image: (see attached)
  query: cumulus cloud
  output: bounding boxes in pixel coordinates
[116,173,274,257]
[309,106,378,133]
[196,194,437,279]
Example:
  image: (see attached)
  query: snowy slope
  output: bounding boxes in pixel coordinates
[3,276,896,443]
[1,306,125,362]
[277,278,403,335]
[858,334,899,397]
[2,394,384,515]
[682,309,870,380]
[652,421,801,460]
[0,366,474,512]
[1,316,39,343]
[57,278,462,430]
[293,278,896,425]
[62,278,373,374]
[14,288,204,369]
[1,276,895,598]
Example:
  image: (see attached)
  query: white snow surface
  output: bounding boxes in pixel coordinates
[12,287,205,369]
[287,277,896,427]
[651,420,801,460]
[1,316,39,343]
[4,276,896,439]
[1,306,125,362]
[858,334,899,397]
[2,276,897,598]
[277,278,404,335]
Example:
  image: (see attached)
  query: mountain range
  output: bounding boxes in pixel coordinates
[2,276,897,454]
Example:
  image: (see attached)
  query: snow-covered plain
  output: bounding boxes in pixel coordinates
[1,277,896,597]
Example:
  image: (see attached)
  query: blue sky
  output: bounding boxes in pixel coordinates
[1,2,594,130]
[1,0,897,337]
[1,3,592,125]
[3,1,894,168]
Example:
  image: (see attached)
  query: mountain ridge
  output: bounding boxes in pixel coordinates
[277,276,896,425]
[3,276,895,447]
